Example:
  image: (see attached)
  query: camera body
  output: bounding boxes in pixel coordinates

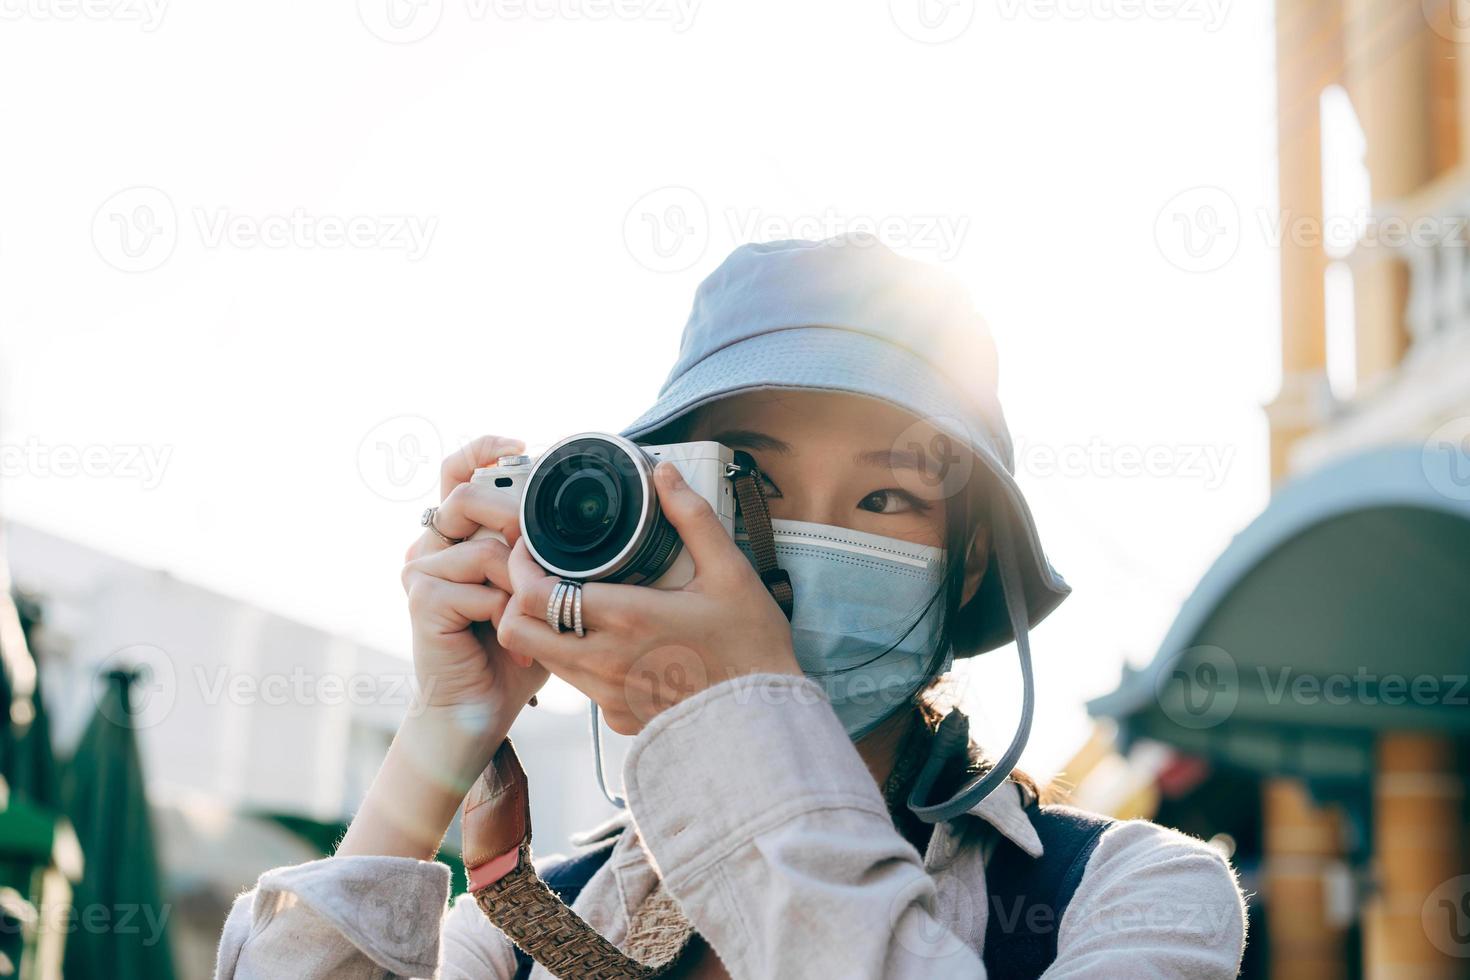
[470,432,735,590]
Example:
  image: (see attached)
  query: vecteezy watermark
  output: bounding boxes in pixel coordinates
[92,185,437,272]
[1155,645,1238,729]
[93,644,178,730]
[357,0,699,43]
[357,415,445,503]
[725,208,970,262]
[0,438,172,489]
[623,645,708,729]
[1423,417,1470,503]
[1155,186,1241,273]
[623,186,709,273]
[1157,649,1470,731]
[192,665,431,711]
[1156,183,1470,273]
[995,0,1230,31]
[0,0,167,30]
[1423,874,1470,958]
[1257,666,1469,709]
[888,0,976,44]
[1014,436,1236,490]
[623,189,972,273]
[193,208,436,259]
[92,186,178,273]
[7,902,172,945]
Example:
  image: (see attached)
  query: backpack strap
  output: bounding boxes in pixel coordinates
[511,836,620,980]
[981,804,1113,980]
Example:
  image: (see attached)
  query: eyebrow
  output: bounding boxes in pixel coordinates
[855,447,934,474]
[713,429,938,475]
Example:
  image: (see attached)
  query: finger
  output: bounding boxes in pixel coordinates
[433,480,523,545]
[505,539,656,635]
[654,462,739,577]
[497,588,624,674]
[402,537,511,590]
[407,579,510,633]
[440,435,525,500]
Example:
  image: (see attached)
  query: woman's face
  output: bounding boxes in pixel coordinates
[685,390,981,557]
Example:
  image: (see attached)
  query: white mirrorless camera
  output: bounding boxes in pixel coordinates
[470,432,736,590]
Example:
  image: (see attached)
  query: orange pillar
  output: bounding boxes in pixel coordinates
[1264,778,1349,979]
[1342,0,1433,387]
[1265,0,1339,486]
[1364,733,1467,979]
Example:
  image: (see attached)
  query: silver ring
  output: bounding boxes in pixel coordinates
[546,581,568,633]
[420,506,463,547]
[572,583,584,637]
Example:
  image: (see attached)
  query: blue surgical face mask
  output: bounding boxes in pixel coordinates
[736,518,951,740]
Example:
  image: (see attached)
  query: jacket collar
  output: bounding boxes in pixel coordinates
[963,777,1043,858]
[571,776,1046,860]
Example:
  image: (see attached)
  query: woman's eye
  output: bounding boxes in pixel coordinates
[859,489,927,515]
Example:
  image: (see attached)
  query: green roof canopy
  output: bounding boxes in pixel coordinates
[1089,445,1470,782]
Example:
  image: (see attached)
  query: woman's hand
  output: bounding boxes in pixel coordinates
[496,461,801,735]
[338,435,547,862]
[400,435,548,734]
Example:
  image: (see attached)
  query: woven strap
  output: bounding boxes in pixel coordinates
[474,843,676,979]
[728,450,794,619]
[465,742,682,979]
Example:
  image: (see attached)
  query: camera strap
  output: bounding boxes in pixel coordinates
[727,449,794,619]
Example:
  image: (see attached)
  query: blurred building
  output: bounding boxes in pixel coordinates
[1081,3,1470,978]
[4,521,614,979]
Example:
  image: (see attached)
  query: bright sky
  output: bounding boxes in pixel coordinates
[0,0,1280,779]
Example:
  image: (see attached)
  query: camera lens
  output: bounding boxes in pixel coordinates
[549,467,619,551]
[521,433,683,583]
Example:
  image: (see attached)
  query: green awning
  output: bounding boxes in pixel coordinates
[61,669,178,980]
[1090,445,1470,781]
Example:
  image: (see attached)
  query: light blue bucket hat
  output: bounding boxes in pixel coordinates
[619,233,1070,820]
[621,233,1069,657]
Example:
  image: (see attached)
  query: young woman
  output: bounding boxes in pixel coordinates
[217,236,1246,978]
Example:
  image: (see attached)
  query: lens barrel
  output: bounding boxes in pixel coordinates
[520,433,683,583]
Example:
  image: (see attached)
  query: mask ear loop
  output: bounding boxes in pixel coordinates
[589,701,627,808]
[907,493,1035,824]
[587,449,792,810]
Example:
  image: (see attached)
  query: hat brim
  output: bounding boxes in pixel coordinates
[620,325,1069,655]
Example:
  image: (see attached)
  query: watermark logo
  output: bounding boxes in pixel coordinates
[889,0,975,43]
[623,645,707,729]
[623,186,709,273]
[995,0,1230,31]
[891,415,978,504]
[94,644,177,730]
[93,186,177,273]
[92,187,437,271]
[1155,644,1237,729]
[1423,417,1470,502]
[1423,0,1470,42]
[1155,185,1240,273]
[0,439,173,489]
[0,0,168,30]
[1014,436,1236,489]
[1423,875,1470,958]
[358,415,444,502]
[726,209,969,261]
[357,0,444,42]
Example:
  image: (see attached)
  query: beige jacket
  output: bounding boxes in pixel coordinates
[216,673,1247,978]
